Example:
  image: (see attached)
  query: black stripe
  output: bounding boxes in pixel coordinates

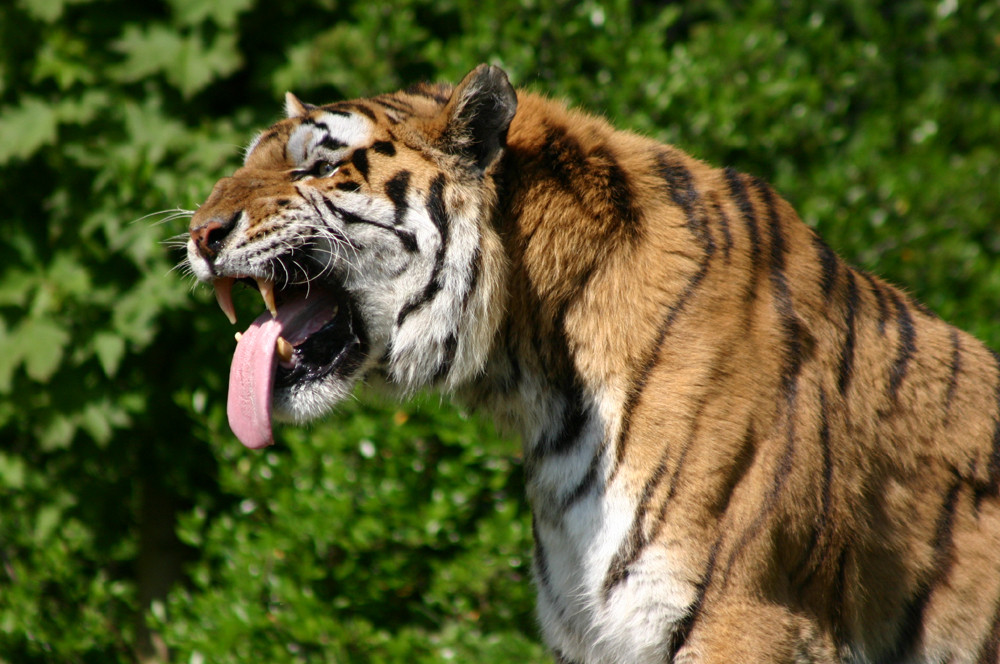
[531,518,553,596]
[610,159,716,480]
[944,328,962,415]
[813,233,839,301]
[883,475,962,663]
[539,125,641,246]
[831,548,849,646]
[372,141,396,156]
[725,168,763,299]
[861,271,891,334]
[343,102,377,121]
[459,245,482,317]
[316,106,351,118]
[837,269,859,396]
[350,148,370,181]
[403,83,450,104]
[756,177,807,392]
[384,170,411,226]
[318,134,347,151]
[794,387,834,588]
[602,453,670,600]
[396,175,449,326]
[559,452,601,510]
[336,181,360,192]
[603,391,712,601]
[316,196,417,252]
[720,384,798,587]
[887,290,917,403]
[976,595,1000,664]
[979,351,1000,504]
[592,145,642,241]
[656,151,696,212]
[254,128,280,150]
[709,193,734,261]
[666,539,721,660]
[715,179,803,586]
[432,333,458,382]
[530,384,589,460]
[372,96,413,114]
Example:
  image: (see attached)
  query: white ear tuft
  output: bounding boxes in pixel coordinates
[284,92,314,119]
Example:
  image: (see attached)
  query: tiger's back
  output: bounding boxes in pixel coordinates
[186,65,1000,663]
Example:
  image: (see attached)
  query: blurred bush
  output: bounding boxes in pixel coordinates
[0,0,997,662]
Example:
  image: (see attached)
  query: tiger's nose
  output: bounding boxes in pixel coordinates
[190,212,239,260]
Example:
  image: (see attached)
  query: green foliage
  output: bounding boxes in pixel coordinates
[0,0,998,662]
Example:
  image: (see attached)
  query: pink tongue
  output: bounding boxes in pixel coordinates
[227,295,340,449]
[227,310,283,449]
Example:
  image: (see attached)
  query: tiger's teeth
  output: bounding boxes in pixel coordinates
[256,277,278,317]
[276,336,293,362]
[235,331,243,342]
[214,277,237,325]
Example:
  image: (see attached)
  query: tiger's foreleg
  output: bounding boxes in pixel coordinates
[672,601,838,664]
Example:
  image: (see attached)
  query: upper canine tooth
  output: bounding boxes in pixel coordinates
[214,277,237,325]
[256,277,277,317]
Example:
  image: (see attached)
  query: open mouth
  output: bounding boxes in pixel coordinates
[214,276,366,449]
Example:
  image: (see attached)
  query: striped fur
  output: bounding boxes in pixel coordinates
[188,66,1000,663]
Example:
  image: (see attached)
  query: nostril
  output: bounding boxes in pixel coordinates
[191,212,240,259]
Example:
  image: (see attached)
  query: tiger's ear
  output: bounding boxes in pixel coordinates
[284,92,316,119]
[437,64,518,173]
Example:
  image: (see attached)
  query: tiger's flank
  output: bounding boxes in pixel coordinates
[186,65,1000,663]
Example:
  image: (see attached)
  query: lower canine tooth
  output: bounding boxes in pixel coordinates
[256,277,278,317]
[276,336,293,362]
[235,331,243,342]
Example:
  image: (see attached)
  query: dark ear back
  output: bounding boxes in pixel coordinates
[438,65,518,172]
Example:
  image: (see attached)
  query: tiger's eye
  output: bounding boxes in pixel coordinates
[314,161,338,177]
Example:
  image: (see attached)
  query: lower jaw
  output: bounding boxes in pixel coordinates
[271,376,358,424]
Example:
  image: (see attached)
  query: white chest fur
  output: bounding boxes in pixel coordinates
[518,387,697,664]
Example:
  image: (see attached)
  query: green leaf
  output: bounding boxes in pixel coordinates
[92,332,125,377]
[0,97,58,164]
[0,452,26,490]
[11,317,70,382]
[111,24,242,97]
[167,0,255,28]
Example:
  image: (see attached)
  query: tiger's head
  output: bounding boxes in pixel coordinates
[186,65,517,448]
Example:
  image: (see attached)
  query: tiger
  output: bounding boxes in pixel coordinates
[185,64,1000,663]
